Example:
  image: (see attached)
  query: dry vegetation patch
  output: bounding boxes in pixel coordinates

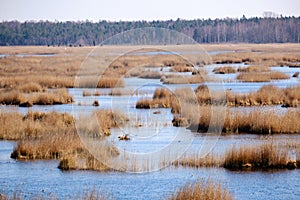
[213,66,236,74]
[168,179,234,200]
[0,88,73,106]
[223,141,299,170]
[1,109,127,168]
[237,65,270,73]
[236,72,289,82]
[226,85,300,107]
[194,108,300,134]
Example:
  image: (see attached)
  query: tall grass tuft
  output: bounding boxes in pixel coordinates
[213,66,236,74]
[168,179,234,200]
[237,72,289,82]
[223,142,296,170]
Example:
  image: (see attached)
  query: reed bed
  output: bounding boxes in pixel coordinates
[173,141,299,170]
[236,72,290,82]
[168,179,234,200]
[1,109,127,163]
[161,75,204,84]
[213,66,236,74]
[237,65,270,73]
[193,107,300,134]
[82,89,100,97]
[17,82,43,93]
[223,141,298,170]
[212,50,300,67]
[0,75,74,89]
[0,89,73,106]
[226,85,300,107]
[0,110,74,140]
[136,88,178,109]
[171,65,194,72]
[138,71,162,79]
[173,153,221,168]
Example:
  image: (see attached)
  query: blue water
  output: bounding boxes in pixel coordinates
[1,141,299,200]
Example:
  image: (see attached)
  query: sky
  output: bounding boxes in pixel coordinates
[0,0,299,22]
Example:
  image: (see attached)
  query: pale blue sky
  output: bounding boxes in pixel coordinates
[0,0,299,22]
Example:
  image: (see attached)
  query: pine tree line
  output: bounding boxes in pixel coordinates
[0,16,299,46]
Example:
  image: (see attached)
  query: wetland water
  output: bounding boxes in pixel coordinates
[1,63,300,199]
[1,140,300,200]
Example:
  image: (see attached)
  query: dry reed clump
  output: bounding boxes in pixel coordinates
[0,75,74,89]
[193,108,300,134]
[95,109,128,132]
[58,147,118,171]
[212,50,300,67]
[0,89,73,106]
[226,85,300,107]
[82,90,100,97]
[31,89,73,105]
[213,66,236,74]
[237,65,270,73]
[213,52,246,64]
[83,89,91,96]
[161,75,204,84]
[168,179,234,200]
[138,71,162,79]
[4,109,128,163]
[195,85,211,105]
[173,153,221,168]
[171,65,194,73]
[0,110,75,140]
[0,90,24,105]
[290,63,300,68]
[10,131,81,160]
[136,88,177,109]
[236,72,289,82]
[97,77,125,88]
[223,141,298,170]
[17,82,43,93]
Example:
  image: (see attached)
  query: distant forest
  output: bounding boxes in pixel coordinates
[0,16,300,46]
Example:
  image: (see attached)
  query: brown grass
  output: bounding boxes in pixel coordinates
[168,179,234,200]
[17,82,43,93]
[0,89,73,106]
[213,66,236,74]
[1,109,127,165]
[161,75,204,84]
[83,89,91,96]
[136,88,177,109]
[82,89,101,97]
[192,107,300,134]
[237,72,289,82]
[171,65,194,73]
[212,48,300,67]
[223,141,298,170]
[237,65,270,73]
[173,153,221,168]
[138,71,162,79]
[227,85,300,107]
